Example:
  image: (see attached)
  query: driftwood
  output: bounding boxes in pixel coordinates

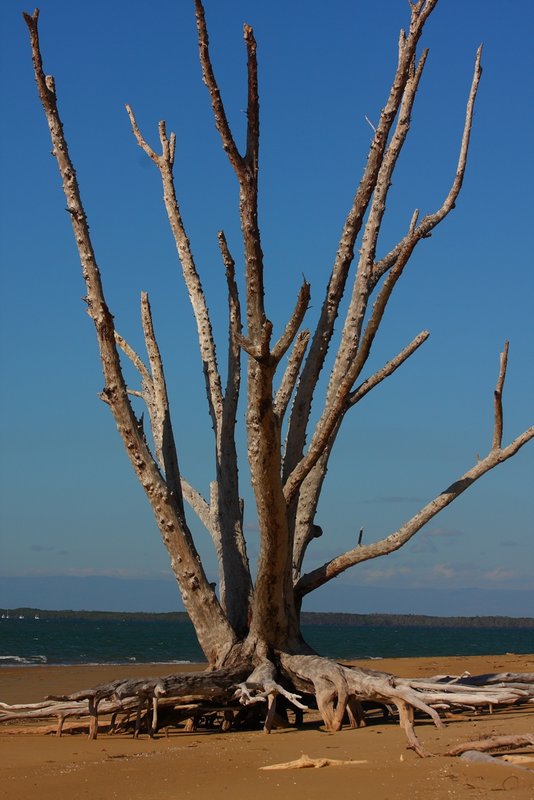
[2,661,532,757]
[448,733,534,757]
[260,754,368,770]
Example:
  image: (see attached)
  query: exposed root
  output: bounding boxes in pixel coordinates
[233,660,308,733]
[1,658,531,757]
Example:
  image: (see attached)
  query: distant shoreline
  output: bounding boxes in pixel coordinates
[4,607,534,628]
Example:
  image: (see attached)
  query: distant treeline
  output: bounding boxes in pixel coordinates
[6,608,534,628]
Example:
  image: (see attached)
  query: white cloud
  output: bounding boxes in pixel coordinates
[484,568,517,582]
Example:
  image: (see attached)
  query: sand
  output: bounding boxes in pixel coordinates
[1,653,533,800]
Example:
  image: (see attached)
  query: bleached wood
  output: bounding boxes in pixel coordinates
[22,3,533,747]
[296,425,534,598]
[23,9,236,666]
[448,734,534,757]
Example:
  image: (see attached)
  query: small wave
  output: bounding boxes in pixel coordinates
[0,654,48,666]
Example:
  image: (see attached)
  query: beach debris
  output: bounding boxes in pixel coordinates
[447,733,534,757]
[260,754,368,770]
[501,754,534,765]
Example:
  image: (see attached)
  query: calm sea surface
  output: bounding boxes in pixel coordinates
[1,617,532,666]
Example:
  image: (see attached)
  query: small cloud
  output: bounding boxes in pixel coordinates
[362,566,413,584]
[484,568,517,582]
[426,527,463,539]
[363,496,423,505]
[432,563,457,579]
[410,538,437,554]
[31,544,56,552]
[498,540,520,548]
[57,550,70,556]
[6,567,175,580]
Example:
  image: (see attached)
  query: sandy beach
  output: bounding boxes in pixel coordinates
[1,653,533,800]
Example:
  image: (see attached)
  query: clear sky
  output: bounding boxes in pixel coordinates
[0,0,532,615]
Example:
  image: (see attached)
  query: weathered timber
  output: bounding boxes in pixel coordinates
[448,733,534,756]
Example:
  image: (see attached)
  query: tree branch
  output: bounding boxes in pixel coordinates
[180,477,212,532]
[325,49,428,405]
[284,45,483,505]
[244,23,259,175]
[194,0,244,174]
[275,330,310,422]
[283,1,438,482]
[140,292,183,500]
[24,9,235,664]
[114,331,152,388]
[373,46,483,284]
[349,331,429,406]
[296,426,534,598]
[217,231,242,415]
[271,280,311,364]
[493,341,508,450]
[126,104,225,433]
[195,0,265,339]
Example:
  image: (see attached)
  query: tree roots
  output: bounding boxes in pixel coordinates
[1,657,531,757]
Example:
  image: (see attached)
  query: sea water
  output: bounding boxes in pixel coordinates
[0,617,532,666]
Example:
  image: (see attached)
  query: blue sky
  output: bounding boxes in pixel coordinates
[0,0,532,615]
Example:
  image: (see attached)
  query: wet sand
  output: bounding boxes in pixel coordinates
[1,653,533,800]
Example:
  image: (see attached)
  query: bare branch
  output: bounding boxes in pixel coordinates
[194,0,243,175]
[493,341,509,450]
[283,256,415,503]
[23,10,235,661]
[181,478,212,532]
[140,293,182,499]
[217,231,242,412]
[244,24,259,175]
[114,331,151,387]
[296,425,534,598]
[328,49,428,397]
[284,3,438,481]
[275,330,310,422]
[373,46,483,284]
[271,279,311,364]
[302,50,428,479]
[125,104,159,164]
[349,330,430,406]
[126,104,225,432]
[285,46,483,504]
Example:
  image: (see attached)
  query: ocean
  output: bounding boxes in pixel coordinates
[1,616,533,667]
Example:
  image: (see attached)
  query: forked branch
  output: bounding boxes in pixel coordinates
[296,345,534,598]
[125,103,225,433]
[283,0,439,481]
[283,44,483,502]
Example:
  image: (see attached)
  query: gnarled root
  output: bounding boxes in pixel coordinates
[280,654,443,756]
[233,659,308,733]
[1,659,531,754]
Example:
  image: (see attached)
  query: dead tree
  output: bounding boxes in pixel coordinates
[19,1,533,754]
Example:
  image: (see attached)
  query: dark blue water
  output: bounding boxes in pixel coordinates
[1,617,532,666]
